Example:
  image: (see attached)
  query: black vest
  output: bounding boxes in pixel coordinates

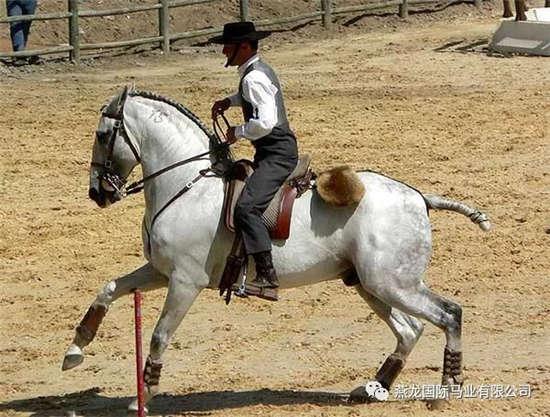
[238,59,295,144]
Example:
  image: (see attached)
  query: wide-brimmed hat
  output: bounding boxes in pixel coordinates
[209,21,271,44]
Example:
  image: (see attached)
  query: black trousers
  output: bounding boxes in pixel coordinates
[234,135,298,255]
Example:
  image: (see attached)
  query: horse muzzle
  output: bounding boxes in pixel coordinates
[89,184,122,208]
[89,186,109,208]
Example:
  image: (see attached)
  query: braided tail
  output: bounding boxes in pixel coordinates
[423,194,491,232]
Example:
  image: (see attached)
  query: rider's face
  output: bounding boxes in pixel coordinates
[222,43,253,67]
[222,43,239,66]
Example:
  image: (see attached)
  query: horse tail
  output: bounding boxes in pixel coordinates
[423,194,491,232]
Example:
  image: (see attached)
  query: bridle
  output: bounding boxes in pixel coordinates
[91,88,232,193]
[90,87,141,198]
[90,88,232,231]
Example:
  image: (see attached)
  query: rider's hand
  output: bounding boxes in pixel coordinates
[226,127,238,144]
[211,98,231,120]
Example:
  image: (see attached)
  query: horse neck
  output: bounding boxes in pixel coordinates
[124,95,214,214]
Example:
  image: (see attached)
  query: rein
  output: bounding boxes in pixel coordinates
[122,120,230,197]
[124,149,216,196]
[213,113,231,143]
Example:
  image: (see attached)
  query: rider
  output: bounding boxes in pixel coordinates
[210,22,298,300]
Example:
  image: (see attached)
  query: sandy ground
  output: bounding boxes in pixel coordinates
[1,10,549,417]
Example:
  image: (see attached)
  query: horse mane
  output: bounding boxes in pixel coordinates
[128,89,234,170]
[130,89,215,142]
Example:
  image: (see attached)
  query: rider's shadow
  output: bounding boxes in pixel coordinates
[0,387,349,416]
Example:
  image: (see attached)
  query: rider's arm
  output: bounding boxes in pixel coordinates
[235,71,278,141]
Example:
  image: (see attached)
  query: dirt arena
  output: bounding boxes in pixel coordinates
[1,6,549,417]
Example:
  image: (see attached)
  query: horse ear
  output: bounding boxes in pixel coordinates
[120,85,129,105]
[103,86,129,119]
[118,85,132,118]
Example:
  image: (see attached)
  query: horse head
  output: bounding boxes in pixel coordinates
[89,86,141,207]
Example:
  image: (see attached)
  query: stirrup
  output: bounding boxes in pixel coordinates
[230,272,279,301]
[230,261,279,301]
[232,261,249,298]
[242,284,279,302]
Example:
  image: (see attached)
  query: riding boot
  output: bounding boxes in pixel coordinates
[252,251,279,288]
[242,251,279,301]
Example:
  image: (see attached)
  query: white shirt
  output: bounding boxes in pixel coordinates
[227,55,279,141]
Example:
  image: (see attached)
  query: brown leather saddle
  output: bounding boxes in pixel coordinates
[222,154,313,239]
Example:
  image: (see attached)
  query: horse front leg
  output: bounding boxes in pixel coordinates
[62,263,167,371]
[128,271,205,412]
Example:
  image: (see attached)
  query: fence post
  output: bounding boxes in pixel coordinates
[320,0,332,30]
[159,0,170,55]
[240,0,249,21]
[399,0,409,18]
[68,0,80,63]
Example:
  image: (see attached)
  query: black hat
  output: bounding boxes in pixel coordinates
[209,21,271,44]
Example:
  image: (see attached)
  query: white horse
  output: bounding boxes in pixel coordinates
[62,87,490,410]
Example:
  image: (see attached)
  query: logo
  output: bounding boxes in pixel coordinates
[365,380,389,401]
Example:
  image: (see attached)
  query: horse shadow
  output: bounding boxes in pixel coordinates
[0,387,351,416]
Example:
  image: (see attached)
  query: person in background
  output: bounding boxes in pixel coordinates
[6,0,38,64]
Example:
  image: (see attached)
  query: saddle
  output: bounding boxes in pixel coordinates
[222,154,313,239]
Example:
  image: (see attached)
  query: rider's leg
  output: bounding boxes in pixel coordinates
[234,155,296,290]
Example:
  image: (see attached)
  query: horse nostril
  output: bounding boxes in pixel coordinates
[89,187,99,202]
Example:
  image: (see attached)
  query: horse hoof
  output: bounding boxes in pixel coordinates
[62,345,84,371]
[127,399,148,414]
[348,381,388,403]
[128,386,157,413]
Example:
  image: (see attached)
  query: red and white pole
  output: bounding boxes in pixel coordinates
[133,289,145,417]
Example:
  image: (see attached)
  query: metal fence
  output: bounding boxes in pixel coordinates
[0,0,482,62]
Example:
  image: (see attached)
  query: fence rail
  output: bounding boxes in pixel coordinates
[0,0,480,62]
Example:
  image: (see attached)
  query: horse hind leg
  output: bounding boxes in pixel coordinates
[62,263,167,371]
[397,288,463,410]
[366,277,463,389]
[349,283,424,402]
